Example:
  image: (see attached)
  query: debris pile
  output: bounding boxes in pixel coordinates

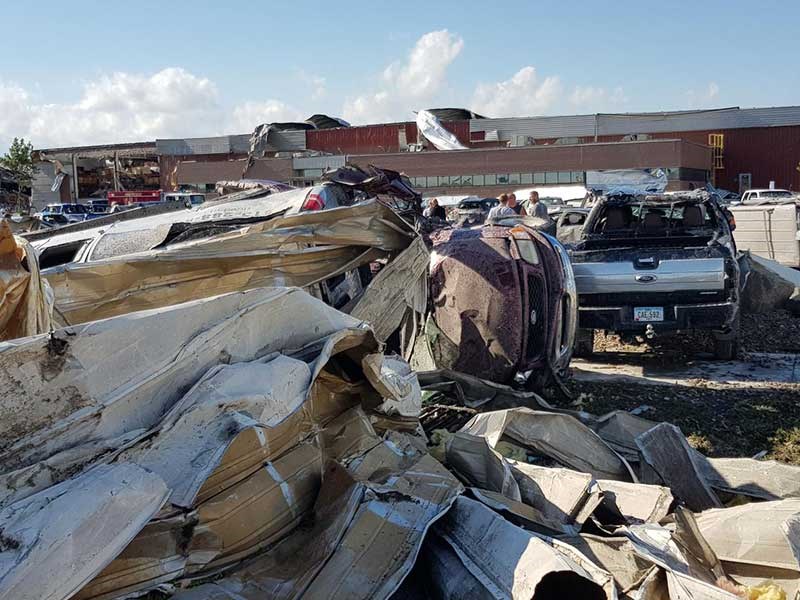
[0,293,798,599]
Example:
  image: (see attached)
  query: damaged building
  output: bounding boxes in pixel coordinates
[30,104,800,210]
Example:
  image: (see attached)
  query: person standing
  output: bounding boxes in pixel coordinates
[528,191,549,220]
[488,194,515,220]
[424,197,446,219]
[507,193,528,216]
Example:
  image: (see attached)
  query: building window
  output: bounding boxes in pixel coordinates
[545,172,558,184]
[508,173,521,184]
[426,176,438,187]
[462,175,474,186]
[497,174,510,185]
[521,173,533,184]
[439,175,451,186]
[571,172,585,183]
[484,174,496,185]
[533,172,545,184]
[557,171,571,184]
[451,175,462,186]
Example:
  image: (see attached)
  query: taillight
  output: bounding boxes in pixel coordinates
[302,193,324,211]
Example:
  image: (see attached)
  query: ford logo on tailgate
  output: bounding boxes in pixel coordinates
[635,274,658,283]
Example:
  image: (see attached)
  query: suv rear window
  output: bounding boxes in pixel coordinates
[592,201,717,236]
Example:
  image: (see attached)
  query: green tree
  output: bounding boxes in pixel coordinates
[0,137,36,188]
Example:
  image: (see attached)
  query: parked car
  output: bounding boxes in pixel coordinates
[163,192,206,206]
[425,216,577,387]
[568,191,743,360]
[36,203,103,225]
[727,201,800,267]
[740,189,797,204]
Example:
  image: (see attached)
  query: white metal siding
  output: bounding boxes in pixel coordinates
[293,155,346,170]
[31,162,63,210]
[470,106,800,140]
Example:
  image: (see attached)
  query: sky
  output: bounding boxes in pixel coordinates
[1,0,798,152]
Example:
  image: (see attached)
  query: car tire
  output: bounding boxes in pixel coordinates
[574,328,595,358]
[712,316,740,361]
[713,337,738,361]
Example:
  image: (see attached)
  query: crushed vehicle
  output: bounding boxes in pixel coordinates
[568,191,743,359]
[555,207,590,244]
[24,165,428,333]
[420,215,577,388]
[451,196,498,226]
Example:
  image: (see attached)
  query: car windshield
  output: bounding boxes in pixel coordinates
[590,199,717,237]
[63,205,86,214]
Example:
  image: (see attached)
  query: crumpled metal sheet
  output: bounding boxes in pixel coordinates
[426,496,609,599]
[0,288,370,506]
[459,407,635,482]
[44,200,415,325]
[695,498,800,595]
[0,462,168,600]
[350,236,429,343]
[170,437,463,600]
[0,220,51,340]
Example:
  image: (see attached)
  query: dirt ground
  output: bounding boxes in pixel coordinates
[547,308,800,463]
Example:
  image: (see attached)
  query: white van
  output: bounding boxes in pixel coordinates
[727,201,800,267]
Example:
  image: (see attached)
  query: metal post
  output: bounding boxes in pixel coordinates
[113,151,120,191]
[71,153,79,201]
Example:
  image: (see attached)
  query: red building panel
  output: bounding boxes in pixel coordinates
[597,126,800,191]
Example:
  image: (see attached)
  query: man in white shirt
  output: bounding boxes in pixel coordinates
[488,194,516,220]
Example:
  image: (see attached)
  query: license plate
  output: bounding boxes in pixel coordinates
[634,307,664,322]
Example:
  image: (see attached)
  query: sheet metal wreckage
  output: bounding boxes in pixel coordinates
[2,177,800,600]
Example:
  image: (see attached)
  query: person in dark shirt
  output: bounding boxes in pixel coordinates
[424,197,447,220]
[507,193,528,216]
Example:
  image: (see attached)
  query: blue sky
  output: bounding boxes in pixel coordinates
[1,0,798,150]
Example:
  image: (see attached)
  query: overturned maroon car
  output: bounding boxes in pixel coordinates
[421,216,577,387]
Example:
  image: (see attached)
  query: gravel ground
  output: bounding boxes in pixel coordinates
[549,308,800,463]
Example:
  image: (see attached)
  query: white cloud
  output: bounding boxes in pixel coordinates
[342,29,464,124]
[686,82,720,108]
[569,85,628,113]
[230,100,305,132]
[0,68,306,151]
[296,70,327,101]
[472,66,562,117]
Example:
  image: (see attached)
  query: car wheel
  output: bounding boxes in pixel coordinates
[713,336,738,361]
[574,328,595,358]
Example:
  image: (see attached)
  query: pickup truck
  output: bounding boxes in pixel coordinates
[568,192,742,359]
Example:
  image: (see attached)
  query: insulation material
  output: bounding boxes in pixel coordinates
[415,109,468,151]
[362,353,422,418]
[459,407,634,481]
[0,220,51,340]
